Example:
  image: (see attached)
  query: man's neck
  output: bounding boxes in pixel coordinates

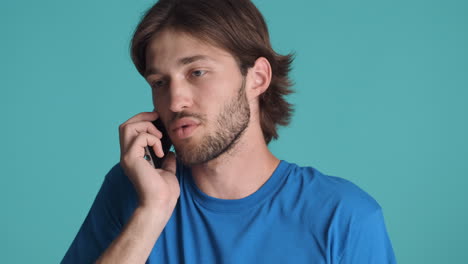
[189,123,280,200]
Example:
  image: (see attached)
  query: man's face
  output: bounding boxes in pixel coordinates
[145,29,251,166]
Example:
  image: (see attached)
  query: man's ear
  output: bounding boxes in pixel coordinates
[247,57,272,99]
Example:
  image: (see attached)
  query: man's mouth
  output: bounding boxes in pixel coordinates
[174,124,199,139]
[171,117,201,139]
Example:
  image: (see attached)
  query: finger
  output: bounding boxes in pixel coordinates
[127,132,164,159]
[161,151,177,175]
[126,121,163,139]
[119,111,159,153]
[147,121,164,138]
[121,111,159,126]
[120,120,163,154]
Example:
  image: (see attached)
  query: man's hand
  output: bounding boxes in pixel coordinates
[95,111,180,263]
[118,111,180,209]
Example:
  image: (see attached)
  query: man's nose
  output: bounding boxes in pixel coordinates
[168,78,193,113]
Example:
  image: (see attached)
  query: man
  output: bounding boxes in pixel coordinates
[62,0,397,263]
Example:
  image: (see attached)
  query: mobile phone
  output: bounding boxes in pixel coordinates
[144,118,172,169]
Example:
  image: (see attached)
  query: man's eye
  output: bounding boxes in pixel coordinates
[151,80,165,88]
[192,70,206,77]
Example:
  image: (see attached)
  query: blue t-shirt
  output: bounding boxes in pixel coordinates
[62,160,397,263]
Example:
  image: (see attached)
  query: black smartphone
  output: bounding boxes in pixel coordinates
[144,118,172,168]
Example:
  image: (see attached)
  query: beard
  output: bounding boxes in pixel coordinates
[174,77,250,166]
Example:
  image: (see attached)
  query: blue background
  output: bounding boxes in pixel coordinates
[1,0,467,263]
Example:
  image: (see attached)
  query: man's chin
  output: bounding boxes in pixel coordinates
[173,141,204,166]
[174,151,205,167]
[172,134,198,150]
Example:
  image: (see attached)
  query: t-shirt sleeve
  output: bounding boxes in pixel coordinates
[337,207,397,264]
[61,163,138,264]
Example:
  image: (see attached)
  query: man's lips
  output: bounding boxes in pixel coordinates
[170,117,201,133]
[173,123,200,139]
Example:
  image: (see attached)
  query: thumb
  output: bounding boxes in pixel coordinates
[161,151,177,175]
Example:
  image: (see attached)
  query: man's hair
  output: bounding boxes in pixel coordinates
[130,0,295,144]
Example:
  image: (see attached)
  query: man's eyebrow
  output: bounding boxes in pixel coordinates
[179,55,212,65]
[144,55,213,78]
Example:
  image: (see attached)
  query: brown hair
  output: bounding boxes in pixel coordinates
[130,0,295,144]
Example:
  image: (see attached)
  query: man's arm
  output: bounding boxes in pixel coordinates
[61,161,178,264]
[95,204,173,264]
[61,163,131,264]
[62,111,180,263]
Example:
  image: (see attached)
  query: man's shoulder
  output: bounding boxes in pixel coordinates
[104,161,128,186]
[284,162,396,263]
[284,161,382,217]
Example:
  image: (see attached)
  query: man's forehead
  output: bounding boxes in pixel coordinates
[146,29,232,60]
[144,54,217,78]
[148,30,214,55]
[145,37,235,77]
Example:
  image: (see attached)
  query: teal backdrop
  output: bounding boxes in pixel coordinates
[1,0,467,263]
